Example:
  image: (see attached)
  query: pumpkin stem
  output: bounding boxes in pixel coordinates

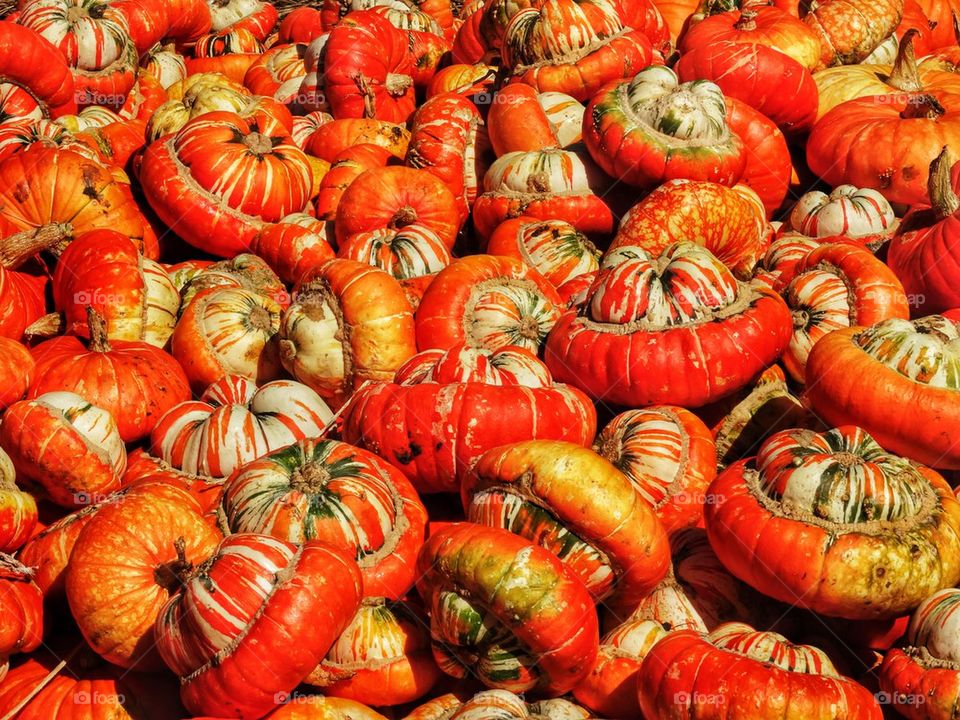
[734,8,758,30]
[887,29,922,92]
[516,316,541,341]
[23,312,63,341]
[0,222,71,269]
[526,172,551,194]
[390,206,418,228]
[86,306,112,352]
[929,146,960,219]
[242,132,273,156]
[0,552,33,581]
[153,537,194,592]
[385,73,413,98]
[289,461,331,494]
[356,74,377,119]
[899,94,945,119]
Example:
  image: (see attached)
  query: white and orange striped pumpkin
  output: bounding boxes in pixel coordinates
[155,533,362,718]
[148,374,333,480]
[222,437,427,599]
[594,406,717,533]
[308,598,440,706]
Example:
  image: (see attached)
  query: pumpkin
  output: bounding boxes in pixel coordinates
[807,91,960,206]
[572,617,669,719]
[804,0,903,68]
[486,85,584,154]
[244,42,309,103]
[407,689,592,719]
[18,0,139,108]
[315,144,395,222]
[118,71,167,121]
[705,425,960,618]
[815,31,960,119]
[222,437,427,599]
[0,266,46,341]
[123,450,226,518]
[279,259,417,409]
[415,523,599,695]
[0,555,42,669]
[879,588,960,720]
[278,6,325,42]
[472,146,615,240]
[155,534,363,719]
[141,110,311,257]
[805,315,960,469]
[499,0,654,102]
[304,117,410,163]
[322,10,416,122]
[335,165,461,248]
[675,40,818,134]
[0,20,76,118]
[149,374,333,480]
[170,287,281,392]
[723,95,792,218]
[307,598,440,706]
[177,252,288,311]
[610,179,770,279]
[788,185,898,242]
[626,527,762,633]
[338,224,453,307]
[0,145,157,263]
[369,3,450,89]
[638,623,883,719]
[679,5,822,71]
[52,229,178,347]
[544,242,792,408]
[0,336,33,409]
[266,696,389,719]
[889,148,960,315]
[141,45,188,89]
[341,342,597,494]
[0,448,36,553]
[66,482,222,669]
[29,307,190,443]
[164,0,212,41]
[187,27,265,84]
[1,390,125,507]
[463,440,670,609]
[18,501,100,597]
[416,255,563,353]
[915,0,960,50]
[144,79,272,142]
[250,221,336,285]
[207,0,278,39]
[485,216,600,290]
[405,92,490,223]
[0,652,185,719]
[426,63,497,98]
[583,65,745,189]
[594,406,717,533]
[779,243,910,382]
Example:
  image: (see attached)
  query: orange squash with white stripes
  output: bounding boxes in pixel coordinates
[149,374,333,481]
[140,111,312,257]
[545,242,792,408]
[639,623,883,719]
[155,533,362,718]
[223,437,427,599]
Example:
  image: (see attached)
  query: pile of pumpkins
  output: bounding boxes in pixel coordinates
[1,0,960,717]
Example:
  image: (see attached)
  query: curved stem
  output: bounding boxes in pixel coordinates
[0,223,71,269]
[887,29,922,92]
[929,146,960,219]
[86,306,112,353]
[899,94,945,119]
